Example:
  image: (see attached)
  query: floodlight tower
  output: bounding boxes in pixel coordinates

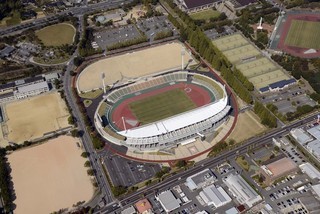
[101,72,106,94]
[181,47,185,70]
[257,17,263,30]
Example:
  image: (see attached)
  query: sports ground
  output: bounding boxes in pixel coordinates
[35,23,76,46]
[77,42,195,92]
[8,135,94,214]
[273,12,320,58]
[213,34,290,90]
[109,82,212,130]
[2,92,70,144]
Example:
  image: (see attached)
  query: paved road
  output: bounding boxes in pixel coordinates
[97,112,318,213]
[0,0,133,37]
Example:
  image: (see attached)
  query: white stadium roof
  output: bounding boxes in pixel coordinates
[118,96,228,138]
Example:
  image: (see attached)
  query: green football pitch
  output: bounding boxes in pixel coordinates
[129,88,196,124]
[285,20,320,49]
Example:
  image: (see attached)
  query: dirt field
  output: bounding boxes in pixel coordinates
[228,110,266,143]
[8,135,94,214]
[4,92,70,143]
[77,42,195,92]
[36,23,76,46]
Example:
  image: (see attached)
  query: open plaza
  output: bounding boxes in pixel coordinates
[0,92,70,145]
[8,135,94,214]
[77,42,195,92]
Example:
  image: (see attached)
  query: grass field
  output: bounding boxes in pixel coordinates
[129,89,196,124]
[285,20,320,49]
[190,9,220,20]
[36,23,76,46]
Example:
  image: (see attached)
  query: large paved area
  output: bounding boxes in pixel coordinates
[2,92,70,144]
[102,152,161,187]
[213,33,291,90]
[77,42,195,92]
[8,136,94,214]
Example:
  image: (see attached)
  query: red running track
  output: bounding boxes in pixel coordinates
[110,82,212,130]
[277,13,320,58]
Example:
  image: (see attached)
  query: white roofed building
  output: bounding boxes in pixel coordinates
[224,173,262,208]
[156,190,180,212]
[14,81,49,99]
[186,168,217,191]
[290,128,313,145]
[199,185,232,207]
[299,162,320,180]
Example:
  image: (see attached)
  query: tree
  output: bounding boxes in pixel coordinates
[73,56,84,67]
[81,152,89,158]
[84,160,91,167]
[111,186,127,197]
[70,70,76,76]
[87,169,94,176]
[175,160,187,168]
[71,129,79,137]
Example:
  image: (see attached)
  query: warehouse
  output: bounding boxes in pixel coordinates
[156,190,181,212]
[199,185,231,207]
[185,168,217,191]
[224,173,262,208]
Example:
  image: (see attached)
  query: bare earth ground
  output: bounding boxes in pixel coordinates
[77,42,195,92]
[4,92,70,144]
[228,110,266,143]
[8,135,94,214]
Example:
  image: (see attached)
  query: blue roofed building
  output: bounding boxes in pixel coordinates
[259,78,296,93]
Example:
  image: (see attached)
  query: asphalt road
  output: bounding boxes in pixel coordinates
[0,0,133,37]
[97,112,319,213]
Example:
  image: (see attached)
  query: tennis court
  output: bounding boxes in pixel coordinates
[223,44,260,64]
[237,58,277,78]
[212,34,249,51]
[249,69,290,89]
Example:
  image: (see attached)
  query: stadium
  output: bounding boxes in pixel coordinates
[94,71,231,152]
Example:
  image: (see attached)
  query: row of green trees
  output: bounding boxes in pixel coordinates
[165,3,254,104]
[106,35,148,51]
[254,101,277,128]
[0,148,13,212]
[154,30,173,40]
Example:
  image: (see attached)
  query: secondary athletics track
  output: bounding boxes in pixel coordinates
[277,13,320,58]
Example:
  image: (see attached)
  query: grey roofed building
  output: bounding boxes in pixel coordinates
[156,190,180,212]
[186,168,217,190]
[299,162,320,180]
[44,73,59,82]
[121,206,136,214]
[225,207,239,214]
[15,81,49,99]
[307,125,320,140]
[306,140,320,160]
[199,185,232,207]
[224,173,262,208]
[290,128,313,145]
[0,46,15,58]
[0,82,15,92]
[299,196,320,214]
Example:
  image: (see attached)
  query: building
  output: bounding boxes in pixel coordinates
[223,0,257,12]
[95,9,126,24]
[290,128,313,145]
[306,140,320,160]
[299,196,320,214]
[177,0,222,13]
[299,163,320,180]
[156,190,180,212]
[224,173,262,208]
[259,78,296,93]
[43,73,60,82]
[225,207,239,214]
[185,168,217,191]
[135,199,153,214]
[259,157,298,185]
[0,46,15,58]
[14,81,49,99]
[121,206,136,214]
[199,185,232,207]
[311,184,320,198]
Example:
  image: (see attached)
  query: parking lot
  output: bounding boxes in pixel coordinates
[93,24,141,50]
[102,153,161,187]
[136,15,177,42]
[260,85,317,114]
